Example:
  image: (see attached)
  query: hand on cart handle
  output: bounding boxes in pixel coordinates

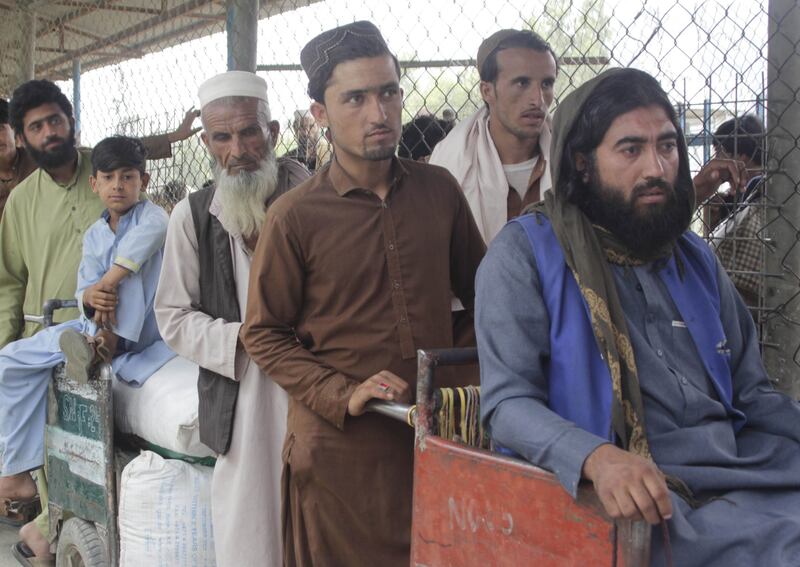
[24,299,80,328]
[348,370,411,416]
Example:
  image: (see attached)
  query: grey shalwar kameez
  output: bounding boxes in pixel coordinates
[477,222,800,567]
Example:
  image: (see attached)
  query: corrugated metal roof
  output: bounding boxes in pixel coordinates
[0,0,314,96]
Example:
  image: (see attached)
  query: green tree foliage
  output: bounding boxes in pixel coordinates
[531,0,614,100]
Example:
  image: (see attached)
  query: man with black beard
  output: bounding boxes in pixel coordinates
[0,79,199,561]
[476,68,800,567]
[0,80,197,350]
[154,71,308,567]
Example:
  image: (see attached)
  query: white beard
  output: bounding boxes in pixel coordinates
[214,153,279,238]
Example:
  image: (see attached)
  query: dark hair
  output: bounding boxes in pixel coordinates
[9,80,73,136]
[713,114,764,166]
[308,44,401,104]
[479,31,558,83]
[399,116,451,161]
[560,69,690,204]
[91,136,148,175]
[0,99,8,125]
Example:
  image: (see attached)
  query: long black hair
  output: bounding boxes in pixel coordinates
[559,69,691,206]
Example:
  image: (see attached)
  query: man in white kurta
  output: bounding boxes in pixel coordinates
[154,71,308,567]
[429,29,557,244]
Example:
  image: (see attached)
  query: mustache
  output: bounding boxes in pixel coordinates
[227,157,257,169]
[366,124,393,136]
[631,178,674,198]
[43,136,67,148]
[521,109,546,118]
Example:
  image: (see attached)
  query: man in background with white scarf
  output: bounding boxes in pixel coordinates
[154,71,309,566]
[430,29,557,244]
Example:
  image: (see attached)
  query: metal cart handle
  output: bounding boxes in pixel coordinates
[365,347,480,431]
[23,299,79,328]
[365,399,416,426]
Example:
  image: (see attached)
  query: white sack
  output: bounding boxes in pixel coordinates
[113,356,214,458]
[119,451,215,567]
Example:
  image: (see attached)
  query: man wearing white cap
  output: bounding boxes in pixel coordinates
[155,70,309,567]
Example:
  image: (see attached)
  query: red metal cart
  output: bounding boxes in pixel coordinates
[369,347,650,567]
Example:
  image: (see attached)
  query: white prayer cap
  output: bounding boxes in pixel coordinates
[198,71,269,108]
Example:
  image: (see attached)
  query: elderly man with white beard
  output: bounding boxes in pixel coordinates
[154,71,309,567]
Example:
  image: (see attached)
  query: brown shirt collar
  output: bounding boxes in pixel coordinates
[328,155,409,197]
[526,153,546,192]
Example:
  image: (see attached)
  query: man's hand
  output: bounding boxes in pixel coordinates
[347,370,411,416]
[693,157,747,203]
[582,444,672,525]
[167,107,201,143]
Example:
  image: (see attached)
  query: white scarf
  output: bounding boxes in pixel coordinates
[429,106,552,244]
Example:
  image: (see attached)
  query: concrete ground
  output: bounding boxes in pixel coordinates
[0,523,20,567]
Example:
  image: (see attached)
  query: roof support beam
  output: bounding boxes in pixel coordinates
[37,0,120,39]
[38,0,213,73]
[61,23,145,56]
[52,2,161,15]
[46,16,221,80]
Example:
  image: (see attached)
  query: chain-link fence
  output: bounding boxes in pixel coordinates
[1,0,798,394]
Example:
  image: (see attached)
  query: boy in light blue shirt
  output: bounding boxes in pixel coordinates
[0,136,174,514]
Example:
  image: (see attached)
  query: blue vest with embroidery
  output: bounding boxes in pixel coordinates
[510,213,746,442]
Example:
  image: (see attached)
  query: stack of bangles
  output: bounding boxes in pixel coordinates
[406,405,418,427]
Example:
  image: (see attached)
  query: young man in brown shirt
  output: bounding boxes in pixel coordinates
[0,99,37,217]
[242,21,485,567]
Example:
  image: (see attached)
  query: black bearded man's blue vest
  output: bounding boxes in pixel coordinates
[508,213,746,444]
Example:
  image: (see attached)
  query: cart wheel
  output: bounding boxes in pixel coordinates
[55,518,108,567]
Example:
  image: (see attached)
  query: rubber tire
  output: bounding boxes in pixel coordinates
[55,518,109,567]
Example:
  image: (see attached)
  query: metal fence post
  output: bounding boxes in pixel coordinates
[14,5,37,86]
[226,0,259,72]
[764,0,800,398]
[72,59,81,136]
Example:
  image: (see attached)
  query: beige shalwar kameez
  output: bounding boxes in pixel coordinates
[155,188,293,567]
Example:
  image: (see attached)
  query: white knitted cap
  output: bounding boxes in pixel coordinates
[198,71,269,108]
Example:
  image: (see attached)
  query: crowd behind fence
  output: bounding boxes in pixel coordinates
[1,0,799,392]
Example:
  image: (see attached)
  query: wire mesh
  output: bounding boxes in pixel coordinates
[0,0,797,392]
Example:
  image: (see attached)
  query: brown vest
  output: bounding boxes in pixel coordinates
[188,186,241,455]
[187,159,303,454]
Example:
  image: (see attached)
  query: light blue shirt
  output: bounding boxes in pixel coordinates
[75,199,174,385]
